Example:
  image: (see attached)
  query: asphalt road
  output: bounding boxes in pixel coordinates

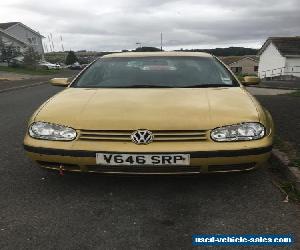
[0,85,299,250]
[256,94,300,154]
[260,80,300,90]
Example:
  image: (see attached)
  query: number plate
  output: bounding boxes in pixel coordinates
[96,153,190,166]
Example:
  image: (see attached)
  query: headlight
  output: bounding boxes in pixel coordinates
[29,122,77,141]
[211,122,265,142]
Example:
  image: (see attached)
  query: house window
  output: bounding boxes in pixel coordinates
[230,67,242,74]
[254,66,258,72]
[27,37,37,44]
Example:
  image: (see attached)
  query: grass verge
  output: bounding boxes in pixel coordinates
[287,90,300,97]
[0,66,60,75]
[273,136,300,169]
[292,159,300,168]
[279,182,300,202]
[269,160,300,203]
[270,135,300,202]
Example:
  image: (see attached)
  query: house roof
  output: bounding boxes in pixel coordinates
[258,37,300,57]
[220,55,258,65]
[0,22,45,38]
[0,22,19,30]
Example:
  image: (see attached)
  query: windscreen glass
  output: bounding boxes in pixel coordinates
[72,56,238,88]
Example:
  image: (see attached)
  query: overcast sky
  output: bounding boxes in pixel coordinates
[1,0,300,52]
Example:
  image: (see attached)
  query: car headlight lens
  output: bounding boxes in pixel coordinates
[211,122,265,142]
[29,122,77,141]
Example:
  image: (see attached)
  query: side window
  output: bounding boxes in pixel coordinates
[27,37,37,44]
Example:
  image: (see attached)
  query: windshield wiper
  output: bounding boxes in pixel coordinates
[183,84,233,88]
[74,84,233,88]
[73,84,173,88]
[115,85,174,88]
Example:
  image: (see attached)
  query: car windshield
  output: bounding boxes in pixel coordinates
[72,56,239,88]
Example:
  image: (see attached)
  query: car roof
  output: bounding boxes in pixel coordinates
[102,51,212,58]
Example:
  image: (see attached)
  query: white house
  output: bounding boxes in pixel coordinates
[0,22,44,58]
[258,37,300,79]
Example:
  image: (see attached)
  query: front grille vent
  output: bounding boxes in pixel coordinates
[78,130,208,142]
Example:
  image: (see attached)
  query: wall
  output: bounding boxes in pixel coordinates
[0,32,26,61]
[5,24,44,56]
[258,42,286,78]
[285,57,300,77]
[229,57,258,75]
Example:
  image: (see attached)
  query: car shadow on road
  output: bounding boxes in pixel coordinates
[35,166,273,205]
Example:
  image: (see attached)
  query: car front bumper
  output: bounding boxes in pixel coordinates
[23,143,272,174]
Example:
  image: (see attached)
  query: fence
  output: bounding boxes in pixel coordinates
[259,66,300,78]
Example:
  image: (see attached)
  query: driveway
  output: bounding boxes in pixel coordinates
[0,85,299,249]
[246,87,295,96]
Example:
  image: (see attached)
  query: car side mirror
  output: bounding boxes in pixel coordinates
[49,78,69,87]
[242,76,260,86]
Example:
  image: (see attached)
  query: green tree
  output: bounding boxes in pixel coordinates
[23,46,41,69]
[175,47,258,56]
[65,50,78,65]
[0,36,6,62]
[0,36,21,62]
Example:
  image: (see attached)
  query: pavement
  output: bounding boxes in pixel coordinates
[0,83,299,249]
[0,69,79,92]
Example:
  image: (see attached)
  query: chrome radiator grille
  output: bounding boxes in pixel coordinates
[78,130,208,142]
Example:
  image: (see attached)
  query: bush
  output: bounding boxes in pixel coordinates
[45,55,65,64]
[9,60,22,68]
[23,47,41,69]
[65,51,78,65]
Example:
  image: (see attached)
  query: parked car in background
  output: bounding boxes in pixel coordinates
[8,56,24,67]
[69,62,84,70]
[39,61,61,70]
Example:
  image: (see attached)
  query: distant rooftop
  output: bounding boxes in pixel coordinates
[259,37,300,56]
[220,55,258,65]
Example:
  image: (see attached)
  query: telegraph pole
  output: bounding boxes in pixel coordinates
[160,32,163,51]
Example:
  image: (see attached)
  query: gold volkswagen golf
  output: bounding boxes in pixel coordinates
[24,52,274,174]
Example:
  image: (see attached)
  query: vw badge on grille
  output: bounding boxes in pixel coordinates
[131,129,154,145]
